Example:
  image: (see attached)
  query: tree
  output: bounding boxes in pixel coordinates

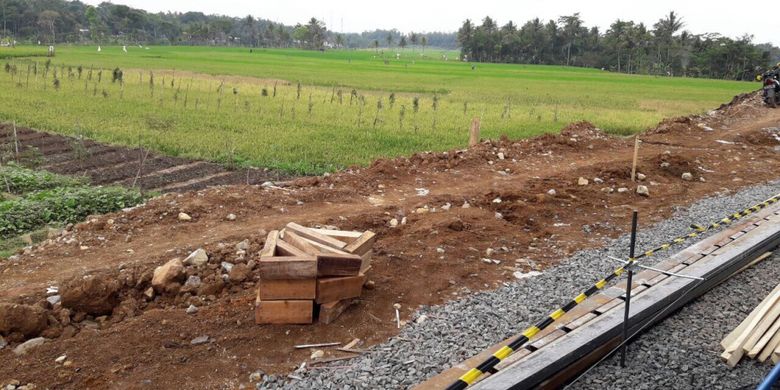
[373,39,379,53]
[304,17,326,49]
[420,36,427,52]
[399,35,407,50]
[386,31,393,47]
[335,33,344,48]
[37,10,59,44]
[410,32,418,46]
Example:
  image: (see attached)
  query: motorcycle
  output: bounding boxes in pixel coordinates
[760,71,780,108]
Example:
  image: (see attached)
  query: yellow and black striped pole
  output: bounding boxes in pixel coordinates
[445,194,780,390]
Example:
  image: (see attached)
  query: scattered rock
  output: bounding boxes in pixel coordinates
[143,287,155,300]
[221,262,235,274]
[60,275,121,316]
[577,177,589,186]
[682,172,693,181]
[310,350,324,359]
[415,207,429,214]
[436,247,445,254]
[636,185,650,197]
[235,239,250,251]
[492,197,502,204]
[497,152,505,160]
[151,258,185,293]
[547,189,557,196]
[415,315,428,324]
[462,202,471,209]
[617,187,629,193]
[177,212,192,222]
[190,335,209,345]
[593,178,604,184]
[441,203,452,211]
[13,337,46,355]
[226,213,237,221]
[636,173,647,181]
[261,181,274,188]
[389,218,399,228]
[186,305,199,314]
[0,336,6,350]
[55,355,67,364]
[249,371,265,382]
[183,249,208,267]
[364,280,376,290]
[229,263,250,283]
[485,248,494,256]
[494,212,503,220]
[183,275,202,292]
[46,295,61,306]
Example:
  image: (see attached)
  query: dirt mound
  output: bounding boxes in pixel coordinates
[0,303,47,339]
[61,274,124,316]
[735,126,780,147]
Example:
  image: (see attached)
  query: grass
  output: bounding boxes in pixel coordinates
[0,45,757,174]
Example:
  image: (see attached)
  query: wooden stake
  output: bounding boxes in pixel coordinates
[631,136,640,182]
[469,118,480,147]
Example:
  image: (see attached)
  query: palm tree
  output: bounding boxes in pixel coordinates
[386,32,393,47]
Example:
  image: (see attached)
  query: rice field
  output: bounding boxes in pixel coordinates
[0,45,757,174]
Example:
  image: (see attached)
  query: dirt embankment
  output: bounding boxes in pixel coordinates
[1,92,780,389]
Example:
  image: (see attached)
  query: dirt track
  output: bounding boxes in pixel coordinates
[1,93,780,389]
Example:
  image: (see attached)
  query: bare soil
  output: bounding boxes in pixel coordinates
[1,92,779,389]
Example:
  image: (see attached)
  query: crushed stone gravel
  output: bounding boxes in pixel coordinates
[259,182,780,389]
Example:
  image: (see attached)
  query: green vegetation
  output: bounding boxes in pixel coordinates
[0,163,88,194]
[0,46,756,174]
[0,185,145,238]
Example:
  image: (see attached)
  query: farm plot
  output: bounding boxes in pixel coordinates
[0,124,290,193]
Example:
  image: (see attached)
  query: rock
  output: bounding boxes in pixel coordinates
[494,212,503,220]
[229,263,250,283]
[682,172,693,181]
[249,371,265,382]
[13,337,46,355]
[60,274,122,316]
[190,335,209,345]
[261,181,274,188]
[577,177,589,186]
[415,315,428,324]
[177,212,192,222]
[636,173,647,181]
[183,275,202,292]
[310,350,324,359]
[235,240,250,251]
[143,287,155,300]
[186,305,199,314]
[184,249,208,267]
[637,185,650,197]
[401,217,407,225]
[547,189,557,196]
[415,207,429,214]
[462,201,471,208]
[226,213,237,221]
[0,335,6,350]
[363,280,376,290]
[221,262,235,274]
[152,258,185,293]
[485,248,494,256]
[593,178,604,184]
[660,162,670,168]
[46,295,61,306]
[492,197,502,204]
[55,355,67,364]
[497,152,505,160]
[617,187,629,193]
[436,247,445,254]
[601,187,614,193]
[389,218,399,227]
[441,203,452,211]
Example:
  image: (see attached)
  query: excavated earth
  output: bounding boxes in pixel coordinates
[1,92,780,389]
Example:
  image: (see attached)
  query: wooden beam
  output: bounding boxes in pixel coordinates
[722,281,780,349]
[258,278,316,300]
[316,275,365,304]
[286,222,348,250]
[317,253,363,277]
[276,240,308,257]
[260,230,279,258]
[750,315,780,359]
[255,300,313,325]
[283,230,321,255]
[723,288,780,367]
[257,256,317,279]
[344,231,377,256]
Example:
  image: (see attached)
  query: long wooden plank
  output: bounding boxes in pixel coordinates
[260,230,279,258]
[317,253,362,277]
[759,320,780,362]
[750,315,780,359]
[310,228,363,241]
[287,222,348,250]
[741,299,780,355]
[721,281,780,349]
[276,240,308,257]
[283,231,321,255]
[722,289,780,367]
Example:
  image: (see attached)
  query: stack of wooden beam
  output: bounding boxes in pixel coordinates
[721,281,780,366]
[255,222,376,325]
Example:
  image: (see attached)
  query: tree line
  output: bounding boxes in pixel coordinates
[458,12,780,80]
[0,0,457,49]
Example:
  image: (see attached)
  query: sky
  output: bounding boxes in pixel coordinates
[81,0,778,46]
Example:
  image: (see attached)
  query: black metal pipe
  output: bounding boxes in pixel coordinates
[620,210,639,368]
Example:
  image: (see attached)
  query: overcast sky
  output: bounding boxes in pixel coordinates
[81,0,777,46]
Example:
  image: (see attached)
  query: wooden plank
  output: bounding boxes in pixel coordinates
[741,300,780,354]
[360,250,373,274]
[722,287,780,366]
[317,253,362,277]
[722,273,780,349]
[257,256,317,280]
[310,228,363,242]
[260,230,279,258]
[773,343,780,364]
[258,279,316,300]
[255,300,313,324]
[749,315,780,359]
[287,222,348,250]
[316,275,365,304]
[759,320,780,362]
[344,231,377,256]
[276,240,308,257]
[301,236,350,255]
[283,231,321,255]
[528,329,566,350]
[319,299,356,324]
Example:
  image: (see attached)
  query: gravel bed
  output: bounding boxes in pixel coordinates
[259,182,780,390]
